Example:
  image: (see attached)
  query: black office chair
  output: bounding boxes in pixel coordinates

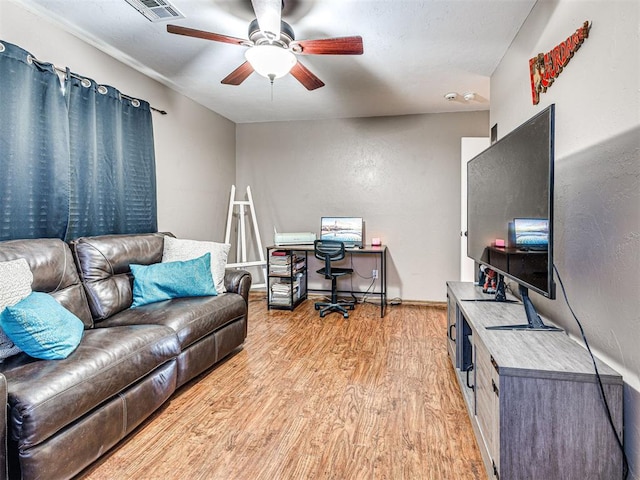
[314,239,355,318]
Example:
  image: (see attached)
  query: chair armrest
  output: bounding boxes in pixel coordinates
[224,269,252,305]
[0,373,7,480]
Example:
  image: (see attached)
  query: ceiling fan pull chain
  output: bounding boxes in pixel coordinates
[269,74,275,101]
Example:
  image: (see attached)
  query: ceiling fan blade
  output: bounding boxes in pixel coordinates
[292,36,364,55]
[290,61,325,91]
[251,0,282,42]
[167,24,247,46]
[221,62,255,86]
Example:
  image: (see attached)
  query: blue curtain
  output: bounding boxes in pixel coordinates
[65,76,157,238]
[0,41,70,240]
[0,39,157,241]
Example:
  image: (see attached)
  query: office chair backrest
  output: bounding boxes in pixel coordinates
[314,239,346,278]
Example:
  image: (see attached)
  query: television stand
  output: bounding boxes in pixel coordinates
[486,285,562,331]
[446,281,623,480]
[466,274,520,304]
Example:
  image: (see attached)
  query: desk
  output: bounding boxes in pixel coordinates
[268,244,388,317]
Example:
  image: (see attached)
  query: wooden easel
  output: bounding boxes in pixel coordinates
[224,185,266,289]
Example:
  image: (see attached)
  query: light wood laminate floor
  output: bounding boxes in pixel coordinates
[78,295,486,480]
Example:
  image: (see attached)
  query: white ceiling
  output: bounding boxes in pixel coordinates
[17,0,537,124]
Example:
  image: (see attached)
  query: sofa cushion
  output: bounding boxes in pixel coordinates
[14,360,177,480]
[70,233,166,322]
[162,236,230,294]
[0,292,84,360]
[0,258,33,360]
[0,324,180,449]
[96,294,247,350]
[130,253,217,308]
[0,239,93,328]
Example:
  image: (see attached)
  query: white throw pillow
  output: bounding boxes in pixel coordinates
[0,258,33,360]
[162,236,231,294]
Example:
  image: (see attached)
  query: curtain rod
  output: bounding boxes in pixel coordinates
[30,55,167,115]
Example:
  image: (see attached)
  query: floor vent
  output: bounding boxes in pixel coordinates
[124,0,185,22]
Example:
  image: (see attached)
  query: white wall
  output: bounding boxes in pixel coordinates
[491,0,640,477]
[0,1,236,242]
[236,112,489,301]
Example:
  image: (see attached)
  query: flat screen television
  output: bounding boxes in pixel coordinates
[467,104,559,330]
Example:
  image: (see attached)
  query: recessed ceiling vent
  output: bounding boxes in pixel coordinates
[125,0,185,23]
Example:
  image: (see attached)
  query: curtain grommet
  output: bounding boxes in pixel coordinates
[81,78,91,88]
[26,54,33,65]
[131,99,141,108]
[97,85,108,95]
[0,43,5,53]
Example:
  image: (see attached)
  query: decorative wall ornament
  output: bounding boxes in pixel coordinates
[529,21,591,105]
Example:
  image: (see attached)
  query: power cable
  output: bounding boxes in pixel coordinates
[554,264,628,479]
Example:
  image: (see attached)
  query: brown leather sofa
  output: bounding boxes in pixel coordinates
[0,233,251,480]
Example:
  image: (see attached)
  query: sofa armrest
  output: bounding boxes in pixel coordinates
[224,269,252,305]
[0,373,7,480]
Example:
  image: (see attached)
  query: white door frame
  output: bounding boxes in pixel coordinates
[460,138,490,282]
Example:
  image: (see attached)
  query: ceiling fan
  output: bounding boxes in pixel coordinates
[166,0,363,90]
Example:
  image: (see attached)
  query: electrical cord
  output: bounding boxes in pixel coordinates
[349,255,379,305]
[349,255,376,280]
[359,276,377,304]
[554,264,629,480]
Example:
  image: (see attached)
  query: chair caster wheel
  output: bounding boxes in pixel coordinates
[343,313,349,319]
[315,305,320,310]
[320,312,325,318]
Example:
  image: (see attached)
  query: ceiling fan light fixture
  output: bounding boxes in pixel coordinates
[245,45,296,80]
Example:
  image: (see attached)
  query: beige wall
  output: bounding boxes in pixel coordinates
[236,112,489,301]
[0,1,236,242]
[490,1,640,476]
[10,0,635,471]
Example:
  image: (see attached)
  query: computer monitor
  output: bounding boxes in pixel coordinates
[514,218,549,251]
[320,217,363,247]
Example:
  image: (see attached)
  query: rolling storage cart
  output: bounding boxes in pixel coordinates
[266,247,308,310]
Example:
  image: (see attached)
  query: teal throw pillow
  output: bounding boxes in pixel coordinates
[130,253,217,308]
[0,292,84,360]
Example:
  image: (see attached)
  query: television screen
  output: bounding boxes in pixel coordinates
[467,105,555,298]
[320,217,363,247]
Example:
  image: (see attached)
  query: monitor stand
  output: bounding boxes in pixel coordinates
[494,275,508,302]
[486,285,562,331]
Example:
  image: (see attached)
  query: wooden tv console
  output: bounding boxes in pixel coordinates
[446,281,623,480]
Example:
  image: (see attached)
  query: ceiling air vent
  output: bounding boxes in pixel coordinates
[124,0,185,22]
